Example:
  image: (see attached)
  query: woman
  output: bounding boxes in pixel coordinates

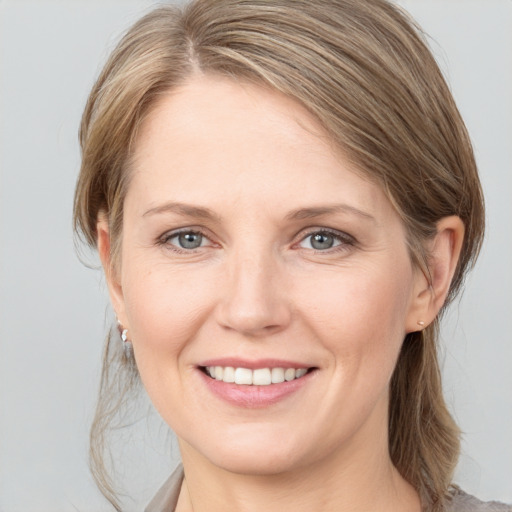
[73,1,510,511]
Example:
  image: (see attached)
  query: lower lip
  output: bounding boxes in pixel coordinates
[198,370,313,408]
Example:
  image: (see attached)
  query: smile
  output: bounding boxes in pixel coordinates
[204,366,309,385]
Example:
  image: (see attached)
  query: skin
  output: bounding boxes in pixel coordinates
[98,75,464,512]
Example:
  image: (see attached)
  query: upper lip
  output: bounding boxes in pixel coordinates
[198,358,314,370]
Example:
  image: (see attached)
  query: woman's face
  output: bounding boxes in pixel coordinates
[107,75,426,476]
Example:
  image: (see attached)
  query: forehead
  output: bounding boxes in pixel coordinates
[127,74,392,222]
[134,75,333,168]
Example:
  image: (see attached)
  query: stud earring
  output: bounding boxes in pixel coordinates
[417,321,425,327]
[117,320,133,357]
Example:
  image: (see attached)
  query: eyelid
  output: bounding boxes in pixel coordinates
[158,226,217,251]
[156,225,355,253]
[294,227,356,250]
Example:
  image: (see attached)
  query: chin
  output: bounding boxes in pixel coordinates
[184,425,315,477]
[212,449,304,477]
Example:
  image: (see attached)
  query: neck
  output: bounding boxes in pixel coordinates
[175,425,420,512]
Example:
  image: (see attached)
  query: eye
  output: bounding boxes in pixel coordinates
[163,230,210,250]
[298,230,352,251]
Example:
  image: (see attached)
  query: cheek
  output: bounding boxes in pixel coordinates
[296,264,412,369]
[121,260,219,355]
[119,260,221,419]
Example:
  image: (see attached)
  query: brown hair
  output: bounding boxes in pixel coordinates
[74,1,485,510]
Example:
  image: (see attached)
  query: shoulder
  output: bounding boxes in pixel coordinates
[446,488,512,512]
[145,464,184,512]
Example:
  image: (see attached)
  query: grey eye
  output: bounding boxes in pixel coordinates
[299,231,344,251]
[310,232,335,250]
[177,231,204,249]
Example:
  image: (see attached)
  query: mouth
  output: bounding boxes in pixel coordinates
[197,361,317,408]
[200,366,314,385]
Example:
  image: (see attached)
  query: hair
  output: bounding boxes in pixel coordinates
[73,1,485,510]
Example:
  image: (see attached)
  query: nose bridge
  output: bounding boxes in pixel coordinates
[217,242,290,336]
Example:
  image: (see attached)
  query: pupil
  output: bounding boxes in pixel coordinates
[311,233,333,250]
[179,232,202,249]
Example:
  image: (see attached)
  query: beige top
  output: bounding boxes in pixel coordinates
[145,464,512,512]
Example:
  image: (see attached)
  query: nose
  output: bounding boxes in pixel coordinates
[215,250,292,337]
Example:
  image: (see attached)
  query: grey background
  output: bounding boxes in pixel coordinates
[0,0,510,510]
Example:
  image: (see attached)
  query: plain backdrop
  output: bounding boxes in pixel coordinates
[1,1,511,510]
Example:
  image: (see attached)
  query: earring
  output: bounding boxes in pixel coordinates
[417,320,425,328]
[117,320,133,357]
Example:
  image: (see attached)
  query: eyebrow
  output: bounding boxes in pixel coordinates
[285,204,376,223]
[142,202,221,221]
[143,201,375,224]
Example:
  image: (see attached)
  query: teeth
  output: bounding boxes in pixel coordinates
[205,366,309,385]
[253,368,271,386]
[235,367,253,385]
[284,368,296,381]
[271,367,285,384]
[223,366,235,383]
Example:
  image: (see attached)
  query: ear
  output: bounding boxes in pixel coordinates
[97,214,128,328]
[405,216,465,332]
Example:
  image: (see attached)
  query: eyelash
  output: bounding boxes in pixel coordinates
[295,228,356,253]
[157,227,356,254]
[157,228,214,254]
